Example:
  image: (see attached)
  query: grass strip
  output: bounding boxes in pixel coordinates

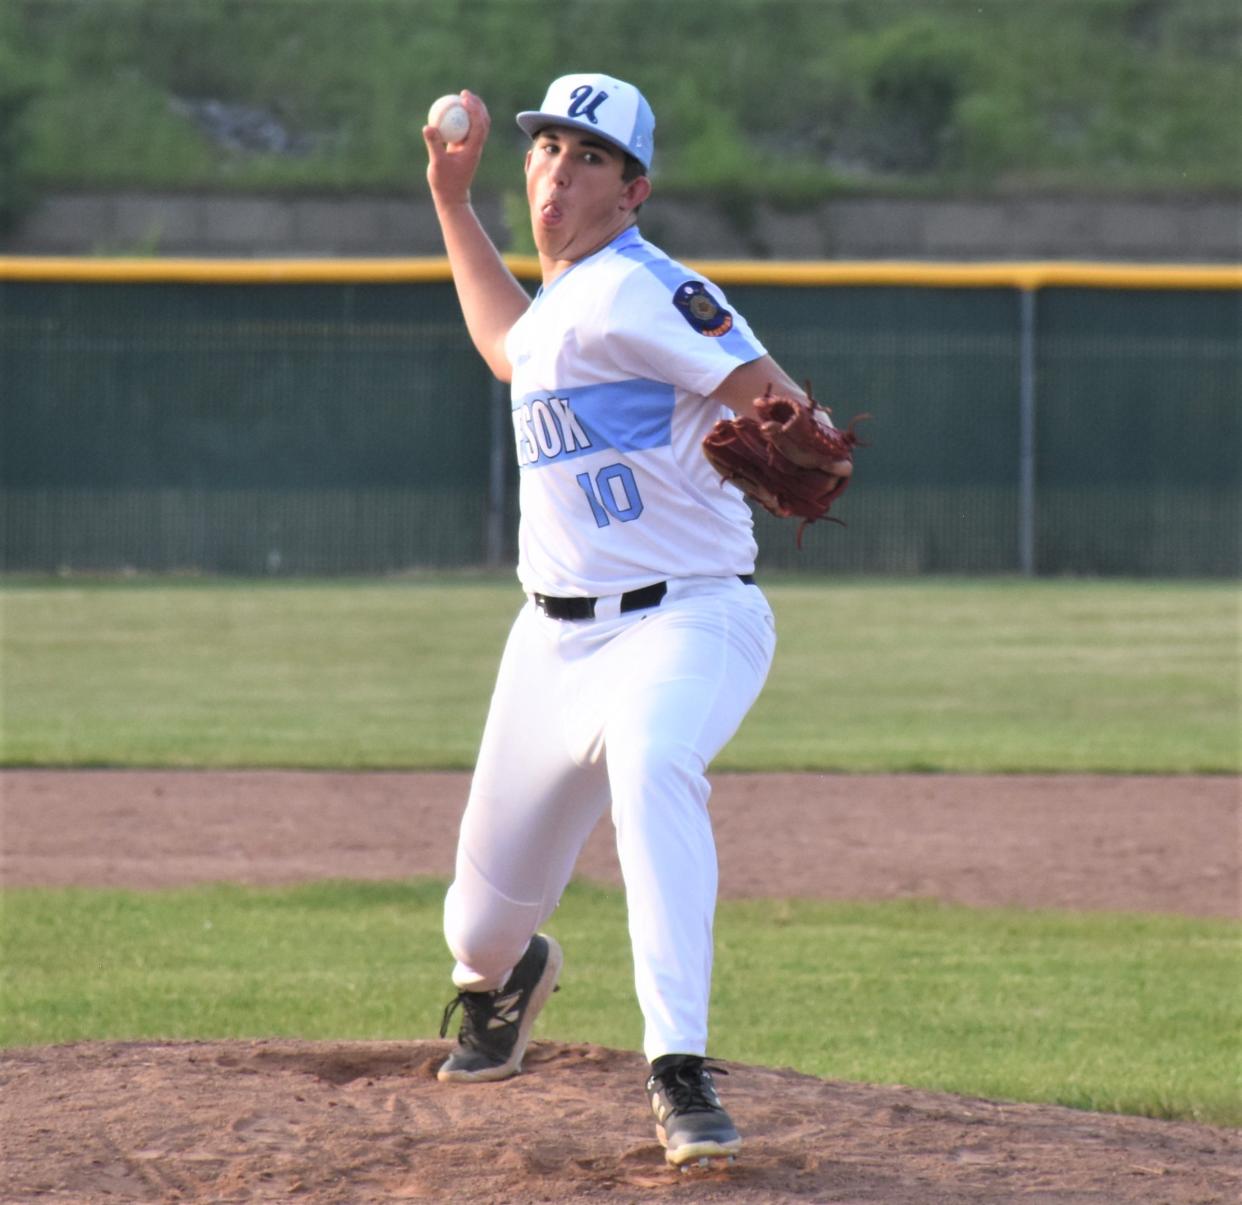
[2,880,1236,1126]
[2,577,1236,773]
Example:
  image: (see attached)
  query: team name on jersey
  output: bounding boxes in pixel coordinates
[512,395,594,467]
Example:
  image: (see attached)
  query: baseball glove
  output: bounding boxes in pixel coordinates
[702,387,867,546]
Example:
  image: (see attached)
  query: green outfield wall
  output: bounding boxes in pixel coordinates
[2,258,1238,576]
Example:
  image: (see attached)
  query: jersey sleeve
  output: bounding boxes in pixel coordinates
[603,265,767,400]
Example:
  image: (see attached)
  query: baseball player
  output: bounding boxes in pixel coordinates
[422,73,851,1168]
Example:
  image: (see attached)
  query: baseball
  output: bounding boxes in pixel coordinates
[428,94,470,144]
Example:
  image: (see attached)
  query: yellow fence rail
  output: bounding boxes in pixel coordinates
[1,256,1239,290]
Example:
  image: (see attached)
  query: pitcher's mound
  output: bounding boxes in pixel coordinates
[3,1039,1236,1203]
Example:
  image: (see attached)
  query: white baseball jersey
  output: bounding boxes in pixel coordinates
[505,226,768,597]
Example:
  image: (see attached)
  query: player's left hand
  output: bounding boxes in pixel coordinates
[702,388,868,546]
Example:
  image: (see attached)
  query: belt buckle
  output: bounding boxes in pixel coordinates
[619,582,668,614]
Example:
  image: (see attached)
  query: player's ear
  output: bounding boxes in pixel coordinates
[621,175,652,212]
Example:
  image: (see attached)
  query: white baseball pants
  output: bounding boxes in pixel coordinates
[443,573,776,1062]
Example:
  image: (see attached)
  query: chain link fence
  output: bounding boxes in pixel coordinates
[2,262,1237,576]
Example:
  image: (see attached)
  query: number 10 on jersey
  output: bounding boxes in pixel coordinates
[575,463,644,527]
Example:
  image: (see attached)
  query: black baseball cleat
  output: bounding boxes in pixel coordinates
[436,933,563,1083]
[646,1054,742,1168]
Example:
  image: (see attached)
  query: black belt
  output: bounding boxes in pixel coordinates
[533,575,755,621]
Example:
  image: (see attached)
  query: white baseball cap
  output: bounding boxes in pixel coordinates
[517,73,656,170]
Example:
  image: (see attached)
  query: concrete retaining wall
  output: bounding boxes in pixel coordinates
[4,191,1238,261]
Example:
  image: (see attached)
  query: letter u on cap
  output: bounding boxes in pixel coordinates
[517,73,656,170]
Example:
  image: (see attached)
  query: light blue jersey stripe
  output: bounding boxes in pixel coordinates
[614,232,761,360]
[513,378,675,469]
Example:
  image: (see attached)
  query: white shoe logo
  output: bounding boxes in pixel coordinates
[488,990,522,1029]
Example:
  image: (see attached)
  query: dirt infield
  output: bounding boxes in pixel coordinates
[4,770,1237,914]
[2,770,1238,1204]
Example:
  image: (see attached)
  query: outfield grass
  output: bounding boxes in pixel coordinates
[1,576,1236,773]
[754,577,1240,773]
[1,880,1236,1127]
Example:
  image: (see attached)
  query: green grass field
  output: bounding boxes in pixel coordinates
[1,576,1236,772]
[0,575,1237,1128]
[2,881,1237,1126]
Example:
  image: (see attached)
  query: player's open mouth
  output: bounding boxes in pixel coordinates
[539,202,563,226]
